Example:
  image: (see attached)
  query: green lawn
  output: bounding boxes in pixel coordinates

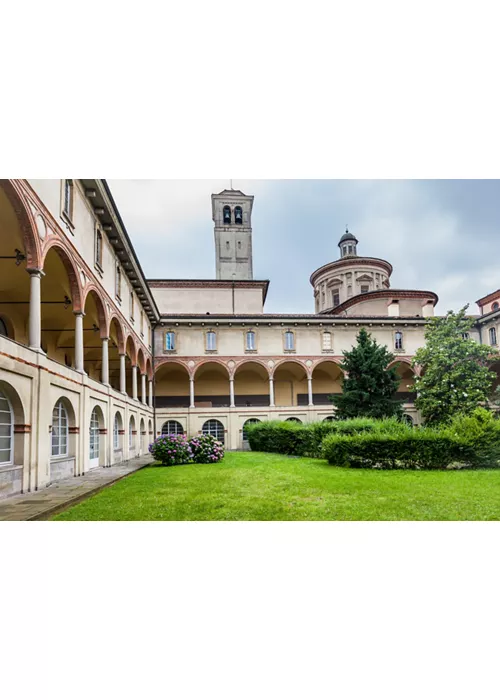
[52,452,500,521]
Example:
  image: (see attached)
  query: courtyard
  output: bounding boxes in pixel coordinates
[53,452,500,521]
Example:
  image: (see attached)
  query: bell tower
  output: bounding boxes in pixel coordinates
[212,188,254,280]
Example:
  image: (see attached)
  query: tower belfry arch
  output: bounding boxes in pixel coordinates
[212,188,254,280]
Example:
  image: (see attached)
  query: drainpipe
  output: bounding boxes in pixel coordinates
[152,321,158,438]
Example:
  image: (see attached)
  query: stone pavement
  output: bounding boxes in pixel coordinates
[0,455,153,521]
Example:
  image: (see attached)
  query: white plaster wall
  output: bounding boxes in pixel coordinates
[151,286,264,315]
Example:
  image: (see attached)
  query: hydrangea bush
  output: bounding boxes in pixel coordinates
[149,433,193,466]
[189,434,225,464]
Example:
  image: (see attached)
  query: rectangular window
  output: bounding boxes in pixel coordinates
[284,331,295,351]
[115,265,122,300]
[462,332,470,340]
[246,331,256,350]
[165,331,176,351]
[206,331,217,351]
[63,179,73,219]
[95,229,103,269]
[360,285,369,294]
[140,312,144,337]
[130,292,134,321]
[322,331,332,351]
[332,290,340,307]
[490,327,497,346]
[395,331,403,350]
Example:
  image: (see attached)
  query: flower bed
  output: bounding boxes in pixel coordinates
[149,433,225,466]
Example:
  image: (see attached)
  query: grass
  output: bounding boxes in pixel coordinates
[52,452,500,521]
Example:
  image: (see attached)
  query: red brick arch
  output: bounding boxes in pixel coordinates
[108,314,125,354]
[0,179,42,270]
[40,239,83,312]
[82,284,109,339]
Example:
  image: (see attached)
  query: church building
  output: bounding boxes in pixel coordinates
[0,179,497,500]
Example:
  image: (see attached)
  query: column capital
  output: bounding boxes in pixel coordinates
[26,268,45,278]
[73,310,85,318]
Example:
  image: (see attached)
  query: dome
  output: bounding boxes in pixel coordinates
[339,230,358,245]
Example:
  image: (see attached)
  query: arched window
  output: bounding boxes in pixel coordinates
[235,206,243,225]
[162,420,184,436]
[113,412,122,450]
[403,414,414,427]
[51,400,69,458]
[286,417,302,423]
[202,419,225,444]
[489,327,497,346]
[206,331,217,351]
[323,416,336,422]
[246,330,256,351]
[165,331,176,351]
[332,290,340,308]
[0,318,9,338]
[0,390,13,466]
[493,302,499,311]
[322,331,332,351]
[395,331,403,350]
[129,416,136,449]
[89,408,100,466]
[223,206,231,225]
[242,418,260,441]
[284,331,295,351]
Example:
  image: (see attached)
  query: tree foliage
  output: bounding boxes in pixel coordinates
[331,328,403,420]
[412,306,498,425]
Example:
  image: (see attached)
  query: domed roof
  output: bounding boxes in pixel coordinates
[339,229,358,244]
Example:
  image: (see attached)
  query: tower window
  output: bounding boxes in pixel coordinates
[284,331,295,351]
[223,206,231,225]
[235,206,243,224]
[489,327,497,346]
[348,245,353,254]
[360,285,369,294]
[395,331,403,350]
[332,290,340,307]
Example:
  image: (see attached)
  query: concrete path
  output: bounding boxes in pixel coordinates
[0,455,153,521]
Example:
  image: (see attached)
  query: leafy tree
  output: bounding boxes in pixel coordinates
[412,306,498,425]
[331,328,403,420]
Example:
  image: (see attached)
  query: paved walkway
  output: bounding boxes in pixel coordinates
[0,455,153,521]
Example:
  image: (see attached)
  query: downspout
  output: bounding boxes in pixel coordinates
[152,321,158,437]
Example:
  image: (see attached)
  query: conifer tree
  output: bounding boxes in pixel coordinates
[331,328,403,419]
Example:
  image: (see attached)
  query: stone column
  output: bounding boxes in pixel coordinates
[119,354,127,394]
[269,378,275,407]
[74,312,85,373]
[189,378,195,409]
[132,365,138,401]
[28,270,42,350]
[308,377,314,407]
[101,338,109,385]
[141,373,147,404]
[148,379,153,408]
[229,378,235,408]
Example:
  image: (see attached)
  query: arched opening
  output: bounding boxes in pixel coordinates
[50,396,77,481]
[140,418,146,455]
[89,404,105,470]
[242,418,261,448]
[0,380,27,498]
[402,414,414,427]
[125,335,137,398]
[137,348,146,376]
[194,362,230,407]
[234,362,269,407]
[323,415,336,422]
[391,361,416,404]
[285,417,302,423]
[234,206,243,225]
[162,420,185,435]
[311,361,343,406]
[148,419,153,444]
[40,245,81,367]
[273,361,308,407]
[155,362,190,408]
[129,415,136,455]
[82,289,107,381]
[0,186,38,347]
[109,317,125,392]
[202,419,225,444]
[223,206,231,225]
[113,411,124,461]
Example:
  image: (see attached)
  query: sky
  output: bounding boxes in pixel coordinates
[107,180,499,316]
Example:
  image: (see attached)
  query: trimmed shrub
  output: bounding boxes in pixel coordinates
[246,417,407,458]
[189,434,225,464]
[149,433,193,466]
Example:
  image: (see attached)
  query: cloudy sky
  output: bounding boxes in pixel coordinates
[107,180,499,316]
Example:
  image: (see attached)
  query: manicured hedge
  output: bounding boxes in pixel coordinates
[322,409,500,469]
[245,417,405,458]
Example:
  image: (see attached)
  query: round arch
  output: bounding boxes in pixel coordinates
[0,180,41,269]
[137,347,146,375]
[311,360,344,406]
[272,360,308,407]
[161,420,185,436]
[202,419,225,444]
[194,362,230,407]
[145,358,153,381]
[89,404,106,470]
[234,361,270,407]
[41,240,83,312]
[155,361,191,409]
[140,417,146,454]
[82,286,108,338]
[0,379,26,471]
